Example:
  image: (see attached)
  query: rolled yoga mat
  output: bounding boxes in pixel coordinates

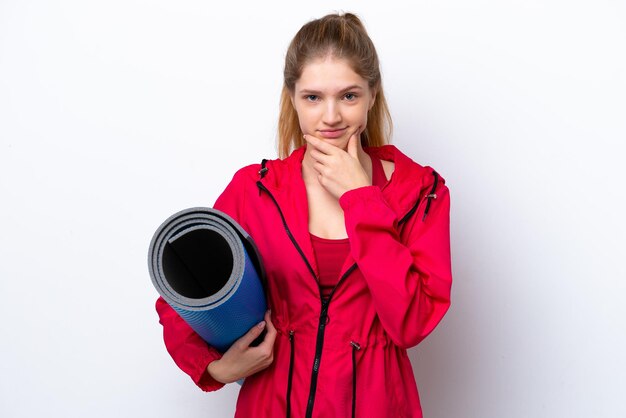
[148,207,267,352]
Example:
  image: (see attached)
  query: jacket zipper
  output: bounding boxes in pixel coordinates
[256,177,431,417]
[256,181,317,280]
[286,330,295,418]
[304,264,357,417]
[350,341,361,418]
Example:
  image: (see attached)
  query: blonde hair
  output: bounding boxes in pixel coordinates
[278,12,393,158]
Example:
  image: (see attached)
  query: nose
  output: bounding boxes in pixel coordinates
[321,101,342,126]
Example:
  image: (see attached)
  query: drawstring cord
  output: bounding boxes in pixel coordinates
[350,341,361,418]
[286,330,295,418]
[258,158,268,196]
[422,170,439,221]
[258,159,269,178]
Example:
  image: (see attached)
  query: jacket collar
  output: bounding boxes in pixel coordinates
[259,144,431,219]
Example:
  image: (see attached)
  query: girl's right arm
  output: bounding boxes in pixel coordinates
[155,164,275,390]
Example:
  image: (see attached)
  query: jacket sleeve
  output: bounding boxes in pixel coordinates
[155,298,225,391]
[154,166,254,391]
[338,174,452,349]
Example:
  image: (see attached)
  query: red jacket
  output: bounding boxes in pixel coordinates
[156,144,452,417]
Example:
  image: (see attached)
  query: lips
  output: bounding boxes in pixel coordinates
[318,127,347,139]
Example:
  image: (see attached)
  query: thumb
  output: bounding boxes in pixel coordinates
[347,131,359,158]
[237,320,266,348]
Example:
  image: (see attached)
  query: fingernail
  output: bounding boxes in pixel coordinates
[258,321,266,328]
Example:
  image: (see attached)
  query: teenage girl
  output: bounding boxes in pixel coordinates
[156,12,452,418]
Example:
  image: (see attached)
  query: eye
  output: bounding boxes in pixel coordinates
[344,92,358,101]
[304,95,319,102]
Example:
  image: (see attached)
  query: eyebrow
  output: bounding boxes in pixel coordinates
[299,85,364,95]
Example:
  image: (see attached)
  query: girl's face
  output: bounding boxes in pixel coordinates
[291,56,376,151]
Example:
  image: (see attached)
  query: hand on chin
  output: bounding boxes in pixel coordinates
[303,131,370,200]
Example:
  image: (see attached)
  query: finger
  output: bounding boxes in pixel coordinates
[262,312,278,347]
[347,133,358,158]
[236,320,267,348]
[313,161,327,176]
[304,134,322,152]
[309,148,330,165]
[304,134,335,155]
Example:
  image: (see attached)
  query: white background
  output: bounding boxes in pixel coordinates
[1,1,625,417]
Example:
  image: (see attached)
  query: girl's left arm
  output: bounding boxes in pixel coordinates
[338,176,452,349]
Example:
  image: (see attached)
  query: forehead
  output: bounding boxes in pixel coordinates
[296,56,368,92]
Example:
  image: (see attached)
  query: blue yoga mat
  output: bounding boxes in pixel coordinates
[148,207,267,352]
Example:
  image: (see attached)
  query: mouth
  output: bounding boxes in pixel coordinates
[318,127,347,139]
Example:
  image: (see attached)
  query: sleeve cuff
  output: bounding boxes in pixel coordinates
[339,185,385,211]
[194,350,226,392]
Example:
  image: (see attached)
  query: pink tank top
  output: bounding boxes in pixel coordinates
[310,154,389,298]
